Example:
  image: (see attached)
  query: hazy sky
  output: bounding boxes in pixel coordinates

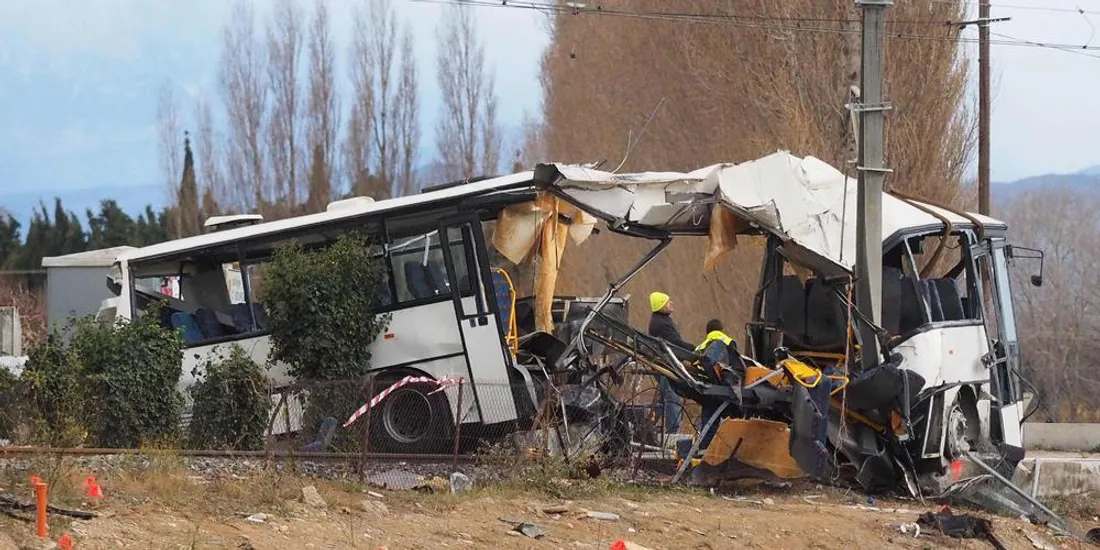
[0,0,1097,205]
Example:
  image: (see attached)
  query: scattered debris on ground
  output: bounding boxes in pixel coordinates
[1,454,1097,548]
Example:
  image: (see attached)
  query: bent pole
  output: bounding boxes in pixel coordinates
[555,237,673,369]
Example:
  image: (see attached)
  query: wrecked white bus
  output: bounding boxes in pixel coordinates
[91,149,1040,497]
[529,151,1043,495]
[97,172,614,454]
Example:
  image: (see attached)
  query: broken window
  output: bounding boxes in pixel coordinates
[899,232,981,326]
[130,245,267,347]
[385,217,472,305]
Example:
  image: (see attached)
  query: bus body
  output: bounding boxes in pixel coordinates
[93,150,1037,490]
[532,151,1038,493]
[102,172,548,453]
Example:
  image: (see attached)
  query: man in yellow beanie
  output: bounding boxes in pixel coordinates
[647,291,694,434]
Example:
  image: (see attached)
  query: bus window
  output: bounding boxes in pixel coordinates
[131,248,266,346]
[370,245,395,310]
[387,220,474,305]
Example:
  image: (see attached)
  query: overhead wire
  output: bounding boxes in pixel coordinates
[927,0,1100,17]
[408,0,1100,59]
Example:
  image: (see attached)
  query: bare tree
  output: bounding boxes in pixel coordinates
[195,96,223,216]
[156,82,182,208]
[435,3,501,180]
[536,0,975,338]
[511,113,547,171]
[395,26,420,196]
[305,0,340,213]
[344,3,381,198]
[220,0,267,215]
[265,0,304,215]
[1000,187,1100,422]
[368,0,400,195]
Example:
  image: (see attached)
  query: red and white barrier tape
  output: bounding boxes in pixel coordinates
[343,375,464,428]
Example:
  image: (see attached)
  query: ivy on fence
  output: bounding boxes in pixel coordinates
[188,344,270,451]
[262,233,391,451]
[18,309,184,448]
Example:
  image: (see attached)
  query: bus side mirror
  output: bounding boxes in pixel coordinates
[1007,245,1045,289]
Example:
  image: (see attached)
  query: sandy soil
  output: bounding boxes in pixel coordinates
[0,458,1096,550]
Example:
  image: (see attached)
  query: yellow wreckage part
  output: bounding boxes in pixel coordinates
[698,357,855,479]
[744,358,849,396]
[701,418,806,479]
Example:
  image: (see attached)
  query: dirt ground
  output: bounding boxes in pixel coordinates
[0,456,1097,550]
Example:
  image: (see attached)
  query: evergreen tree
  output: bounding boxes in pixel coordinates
[172,133,202,238]
[0,213,21,269]
[86,200,137,249]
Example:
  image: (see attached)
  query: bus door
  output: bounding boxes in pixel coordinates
[439,215,518,424]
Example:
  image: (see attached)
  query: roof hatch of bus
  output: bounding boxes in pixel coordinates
[204,214,264,232]
[327,196,376,212]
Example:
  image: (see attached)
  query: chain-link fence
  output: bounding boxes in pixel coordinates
[259,376,692,475]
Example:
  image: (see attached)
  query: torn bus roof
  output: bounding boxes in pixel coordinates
[537,151,1005,271]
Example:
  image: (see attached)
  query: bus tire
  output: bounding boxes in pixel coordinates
[368,376,454,454]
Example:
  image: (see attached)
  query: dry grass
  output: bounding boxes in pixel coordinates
[0,278,45,346]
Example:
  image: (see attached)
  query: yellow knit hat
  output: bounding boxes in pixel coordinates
[650,292,670,313]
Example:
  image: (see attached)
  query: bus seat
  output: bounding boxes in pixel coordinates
[404,262,434,300]
[932,278,965,321]
[491,268,519,355]
[228,304,252,333]
[765,275,807,343]
[426,260,450,295]
[229,302,268,333]
[170,312,204,344]
[804,278,845,347]
[194,307,229,339]
[898,277,924,334]
[881,267,904,335]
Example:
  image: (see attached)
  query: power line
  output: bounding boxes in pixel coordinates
[929,0,1100,17]
[411,0,1100,58]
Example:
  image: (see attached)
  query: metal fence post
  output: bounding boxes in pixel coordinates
[452,380,464,470]
[359,378,374,481]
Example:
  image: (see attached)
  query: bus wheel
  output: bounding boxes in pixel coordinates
[369,380,453,454]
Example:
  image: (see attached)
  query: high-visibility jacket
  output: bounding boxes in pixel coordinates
[695,330,733,352]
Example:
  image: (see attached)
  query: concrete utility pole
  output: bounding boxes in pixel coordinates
[854,0,892,369]
[978,0,991,215]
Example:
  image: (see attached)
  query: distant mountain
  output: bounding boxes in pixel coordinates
[993,170,1100,203]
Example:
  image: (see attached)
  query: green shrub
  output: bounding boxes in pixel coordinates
[70,312,184,448]
[21,326,87,446]
[187,345,271,450]
[262,233,390,449]
[263,233,391,381]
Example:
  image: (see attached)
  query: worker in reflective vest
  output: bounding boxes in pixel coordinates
[695,319,734,354]
[695,318,736,450]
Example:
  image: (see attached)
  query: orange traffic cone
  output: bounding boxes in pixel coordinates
[83,476,103,500]
[58,532,74,550]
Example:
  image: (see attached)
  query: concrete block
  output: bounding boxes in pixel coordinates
[0,307,21,356]
[1024,423,1100,452]
[1014,457,1100,498]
